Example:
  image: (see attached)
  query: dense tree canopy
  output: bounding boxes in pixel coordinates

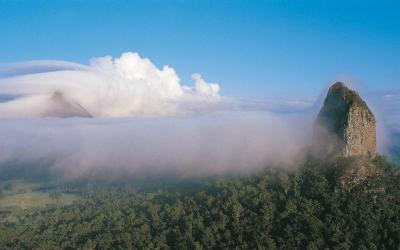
[0,156,399,249]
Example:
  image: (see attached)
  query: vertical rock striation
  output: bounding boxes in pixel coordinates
[313,82,376,157]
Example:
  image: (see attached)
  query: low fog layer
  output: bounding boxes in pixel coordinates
[0,113,310,178]
[0,52,398,178]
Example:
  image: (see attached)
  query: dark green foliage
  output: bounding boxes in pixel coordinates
[0,157,399,249]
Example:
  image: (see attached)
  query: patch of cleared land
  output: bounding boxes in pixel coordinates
[0,180,80,221]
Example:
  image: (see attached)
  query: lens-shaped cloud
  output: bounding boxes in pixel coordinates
[0,52,221,118]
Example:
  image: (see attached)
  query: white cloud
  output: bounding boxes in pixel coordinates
[192,73,220,97]
[0,52,221,118]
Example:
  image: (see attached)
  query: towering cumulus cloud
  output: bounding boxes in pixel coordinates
[0,52,220,118]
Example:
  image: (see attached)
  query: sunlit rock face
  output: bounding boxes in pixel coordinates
[313,82,376,157]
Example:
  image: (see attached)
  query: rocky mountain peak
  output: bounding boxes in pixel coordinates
[313,82,376,157]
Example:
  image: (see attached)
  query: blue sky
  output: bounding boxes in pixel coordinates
[0,0,399,99]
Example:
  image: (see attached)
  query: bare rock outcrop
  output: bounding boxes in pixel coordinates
[313,82,376,158]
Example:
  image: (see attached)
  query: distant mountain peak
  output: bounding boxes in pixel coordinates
[44,91,92,118]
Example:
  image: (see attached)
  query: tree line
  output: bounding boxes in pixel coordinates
[0,156,399,249]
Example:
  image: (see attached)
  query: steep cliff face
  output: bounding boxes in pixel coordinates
[313,82,376,157]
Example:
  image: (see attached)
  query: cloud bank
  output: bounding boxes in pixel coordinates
[0,52,315,178]
[0,52,221,118]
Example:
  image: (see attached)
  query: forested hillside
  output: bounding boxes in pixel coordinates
[0,156,399,249]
